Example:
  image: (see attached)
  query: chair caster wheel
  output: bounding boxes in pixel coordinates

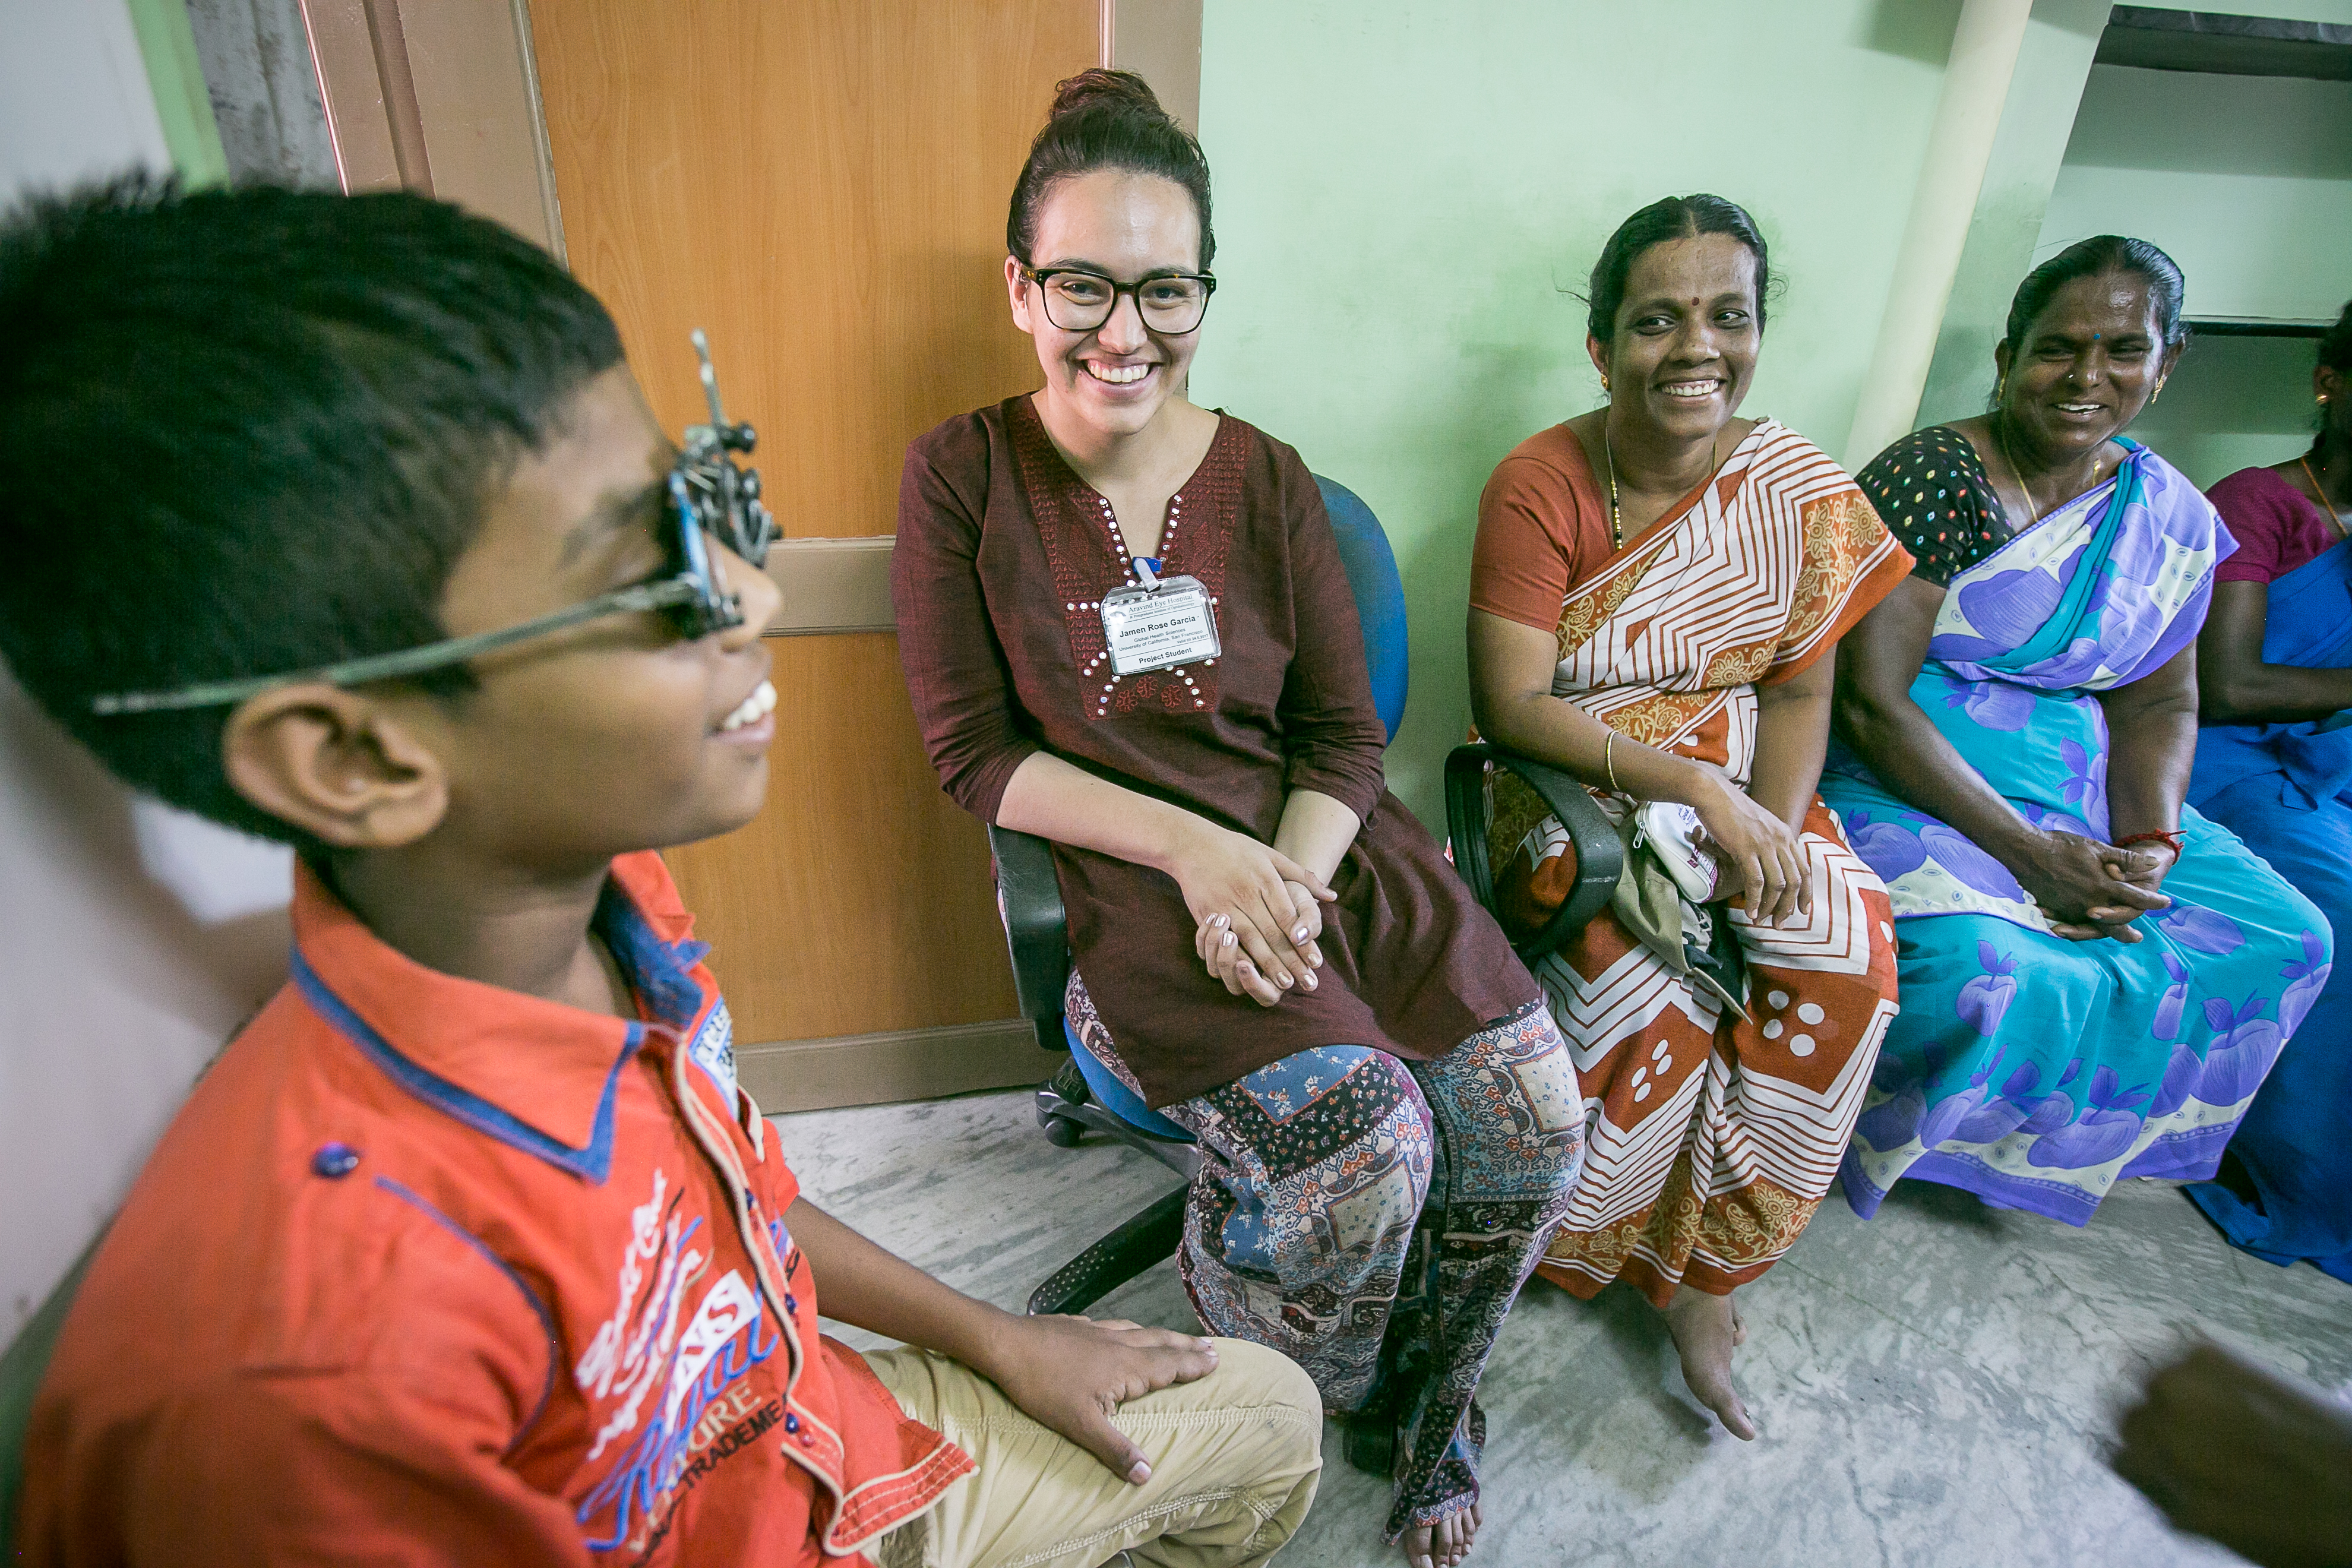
[1342,1407,1396,1476]
[1043,1114,1086,1148]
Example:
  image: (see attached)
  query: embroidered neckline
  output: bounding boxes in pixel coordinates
[1009,398,1240,722]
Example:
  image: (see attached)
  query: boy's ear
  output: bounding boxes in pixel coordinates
[220,685,451,849]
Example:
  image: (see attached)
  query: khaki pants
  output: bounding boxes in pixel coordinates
[864,1338,1323,1568]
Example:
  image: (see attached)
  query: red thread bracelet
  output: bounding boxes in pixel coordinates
[2116,829,2185,855]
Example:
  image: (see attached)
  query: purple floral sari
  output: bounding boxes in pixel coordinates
[1821,442,2331,1223]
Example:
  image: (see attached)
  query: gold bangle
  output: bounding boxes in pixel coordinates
[1605,731,1622,794]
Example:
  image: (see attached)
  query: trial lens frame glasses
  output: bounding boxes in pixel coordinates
[90,331,778,717]
[1022,266,1217,336]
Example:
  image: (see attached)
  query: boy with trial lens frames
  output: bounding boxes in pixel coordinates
[0,178,1319,1568]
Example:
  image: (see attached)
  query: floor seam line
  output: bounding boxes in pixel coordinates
[1769,1256,1978,1365]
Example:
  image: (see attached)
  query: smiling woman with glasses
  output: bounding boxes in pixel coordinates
[891,68,1582,1568]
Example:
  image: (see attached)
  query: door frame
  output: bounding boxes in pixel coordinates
[301,0,1199,644]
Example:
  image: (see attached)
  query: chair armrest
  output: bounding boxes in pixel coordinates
[987,824,1071,1050]
[1444,741,1623,963]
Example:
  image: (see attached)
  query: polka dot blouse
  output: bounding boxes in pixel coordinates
[1857,425,2012,587]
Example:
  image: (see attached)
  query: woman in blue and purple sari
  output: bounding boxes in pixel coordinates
[1820,237,2328,1226]
[2185,299,2352,1281]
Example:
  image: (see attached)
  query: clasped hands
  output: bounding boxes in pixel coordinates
[1685,761,1813,926]
[2020,828,2177,941]
[1171,819,1336,1007]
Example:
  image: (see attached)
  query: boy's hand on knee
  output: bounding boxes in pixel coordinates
[978,1314,1220,1484]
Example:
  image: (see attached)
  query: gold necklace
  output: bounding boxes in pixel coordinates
[2299,453,2350,540]
[1990,414,2108,529]
[1605,426,1723,553]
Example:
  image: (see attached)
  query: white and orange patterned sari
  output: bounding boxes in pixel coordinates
[1487,420,1910,1305]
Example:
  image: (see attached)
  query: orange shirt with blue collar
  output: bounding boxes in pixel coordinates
[17,851,970,1567]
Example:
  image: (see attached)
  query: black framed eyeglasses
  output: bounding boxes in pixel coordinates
[90,330,777,717]
[1022,267,1216,335]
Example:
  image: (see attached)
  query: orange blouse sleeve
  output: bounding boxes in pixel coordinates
[1471,433,1605,633]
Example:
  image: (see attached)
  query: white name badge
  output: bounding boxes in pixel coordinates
[1100,575,1222,676]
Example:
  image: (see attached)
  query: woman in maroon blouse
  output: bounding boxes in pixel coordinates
[2184,299,2352,1281]
[893,70,1582,1568]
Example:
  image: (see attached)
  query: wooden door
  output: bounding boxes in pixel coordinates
[528,0,1102,1107]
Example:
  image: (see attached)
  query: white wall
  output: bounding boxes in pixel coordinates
[1,0,166,193]
[0,0,295,1338]
[2032,61,2352,486]
[2037,64,2352,324]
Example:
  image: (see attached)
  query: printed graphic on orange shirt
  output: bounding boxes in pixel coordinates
[578,1169,702,1460]
[574,1167,785,1558]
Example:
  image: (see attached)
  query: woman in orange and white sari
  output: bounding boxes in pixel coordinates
[1467,195,1910,1440]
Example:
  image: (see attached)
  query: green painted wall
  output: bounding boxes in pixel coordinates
[1916,0,2111,429]
[2239,0,2352,23]
[1190,0,1966,827]
[125,0,228,186]
[2129,334,2327,489]
[2038,66,2352,322]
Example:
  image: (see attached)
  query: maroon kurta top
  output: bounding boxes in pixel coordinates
[893,396,1537,1105]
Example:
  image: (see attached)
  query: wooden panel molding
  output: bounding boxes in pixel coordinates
[298,0,405,191]
[738,1019,1049,1113]
[765,536,896,637]
[1107,0,1201,133]
[397,0,561,251]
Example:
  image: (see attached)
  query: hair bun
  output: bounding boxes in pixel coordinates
[1047,68,1166,125]
[1007,67,1212,269]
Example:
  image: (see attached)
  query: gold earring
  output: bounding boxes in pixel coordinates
[1995,374,2006,402]
[2151,377,2167,404]
[1600,372,1611,394]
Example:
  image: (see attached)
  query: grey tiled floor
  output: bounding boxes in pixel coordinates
[773,1087,2352,1568]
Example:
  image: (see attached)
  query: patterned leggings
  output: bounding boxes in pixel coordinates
[1069,981,1586,1539]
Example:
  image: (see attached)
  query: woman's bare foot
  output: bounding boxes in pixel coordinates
[1662,1285,1756,1439]
[1402,1501,1482,1568]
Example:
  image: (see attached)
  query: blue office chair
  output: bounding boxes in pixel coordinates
[990,475,1620,1324]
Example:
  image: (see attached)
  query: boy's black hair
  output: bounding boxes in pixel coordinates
[0,175,624,845]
